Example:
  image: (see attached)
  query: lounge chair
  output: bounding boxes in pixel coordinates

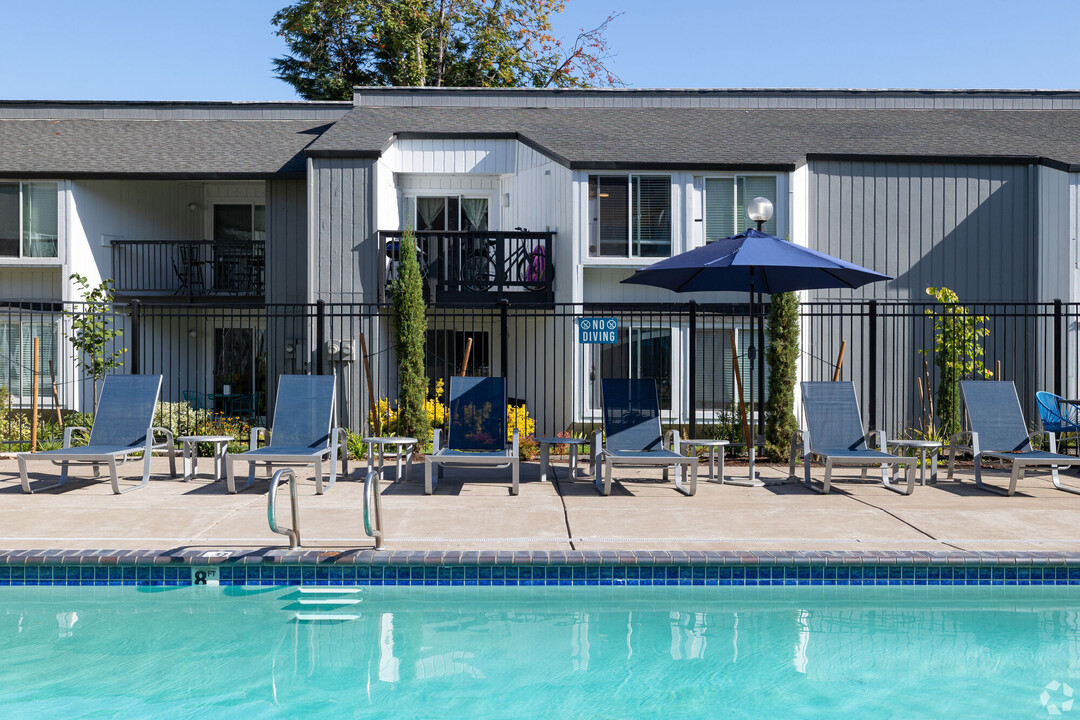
[790,381,915,494]
[593,378,697,496]
[425,376,519,495]
[947,381,1080,495]
[225,374,347,494]
[17,374,176,494]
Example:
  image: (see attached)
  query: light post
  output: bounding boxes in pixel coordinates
[742,197,773,484]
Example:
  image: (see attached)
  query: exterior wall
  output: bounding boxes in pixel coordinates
[308,157,376,303]
[807,161,1034,301]
[0,268,62,300]
[1036,165,1070,303]
[391,138,516,174]
[265,178,308,305]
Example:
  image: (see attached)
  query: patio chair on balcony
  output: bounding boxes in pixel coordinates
[424,377,519,495]
[947,381,1080,495]
[790,381,916,495]
[16,374,177,494]
[593,379,697,497]
[225,375,347,495]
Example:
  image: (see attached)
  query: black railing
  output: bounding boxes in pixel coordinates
[1,297,1076,453]
[378,230,555,304]
[111,239,265,299]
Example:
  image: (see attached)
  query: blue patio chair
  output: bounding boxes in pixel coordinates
[790,381,915,494]
[593,379,697,496]
[1036,391,1080,453]
[17,374,177,494]
[224,375,347,495]
[424,377,519,494]
[947,381,1080,495]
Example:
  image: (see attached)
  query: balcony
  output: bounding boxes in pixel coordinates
[378,230,555,305]
[111,240,265,301]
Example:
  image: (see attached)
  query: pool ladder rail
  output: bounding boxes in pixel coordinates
[266,468,386,551]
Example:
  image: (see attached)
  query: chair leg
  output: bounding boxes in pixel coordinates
[325,454,337,494]
[511,459,520,496]
[404,449,413,482]
[18,456,32,493]
[822,458,833,494]
[947,446,957,481]
[603,459,614,496]
[425,458,436,494]
[108,457,122,494]
[168,446,177,478]
[315,459,325,495]
[1051,461,1080,494]
[92,462,101,478]
[593,455,604,495]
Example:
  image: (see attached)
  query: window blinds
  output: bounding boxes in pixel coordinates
[631,176,671,257]
[704,176,778,242]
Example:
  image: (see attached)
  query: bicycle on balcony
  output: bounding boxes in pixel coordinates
[461,228,553,293]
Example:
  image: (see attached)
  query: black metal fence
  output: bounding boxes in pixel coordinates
[111,239,266,299]
[0,297,1075,452]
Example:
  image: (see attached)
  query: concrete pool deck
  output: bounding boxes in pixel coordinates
[1,456,1079,555]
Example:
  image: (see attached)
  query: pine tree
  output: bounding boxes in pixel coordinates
[392,229,430,439]
[764,291,799,461]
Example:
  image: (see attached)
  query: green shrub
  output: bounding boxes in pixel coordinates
[764,291,799,461]
[392,228,430,439]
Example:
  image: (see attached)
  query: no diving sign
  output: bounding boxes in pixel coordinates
[578,317,618,344]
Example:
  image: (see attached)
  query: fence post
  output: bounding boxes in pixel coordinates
[1054,298,1063,397]
[500,299,509,379]
[868,299,878,432]
[316,299,326,375]
[130,299,141,374]
[688,300,697,441]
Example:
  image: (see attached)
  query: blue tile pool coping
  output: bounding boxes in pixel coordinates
[3,549,1080,587]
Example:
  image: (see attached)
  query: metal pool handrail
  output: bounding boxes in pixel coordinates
[364,470,384,550]
[268,468,301,549]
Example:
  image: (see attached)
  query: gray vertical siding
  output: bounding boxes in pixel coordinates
[309,157,376,302]
[1036,165,1070,302]
[808,161,1033,302]
[265,178,308,304]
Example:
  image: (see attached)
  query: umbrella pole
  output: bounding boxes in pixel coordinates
[748,276,756,483]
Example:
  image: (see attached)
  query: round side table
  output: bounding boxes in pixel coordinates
[364,436,418,482]
[683,439,731,484]
[177,435,235,482]
[536,437,593,483]
[887,439,942,485]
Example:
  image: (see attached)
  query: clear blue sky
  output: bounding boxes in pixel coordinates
[1,0,1077,101]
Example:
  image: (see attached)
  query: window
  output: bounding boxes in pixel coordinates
[703,176,777,242]
[694,328,769,411]
[213,328,267,417]
[589,175,671,257]
[588,327,672,410]
[407,196,489,232]
[212,204,266,294]
[0,317,58,401]
[213,203,265,245]
[0,182,59,258]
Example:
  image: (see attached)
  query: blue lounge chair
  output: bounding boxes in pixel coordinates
[947,381,1080,495]
[425,376,519,494]
[17,374,176,494]
[225,374,346,494]
[790,381,915,494]
[593,379,697,496]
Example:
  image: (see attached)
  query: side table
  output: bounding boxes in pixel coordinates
[536,437,593,483]
[683,439,731,483]
[178,435,235,482]
[364,436,418,482]
[887,439,941,486]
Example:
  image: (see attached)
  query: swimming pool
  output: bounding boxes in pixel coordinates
[3,585,1079,718]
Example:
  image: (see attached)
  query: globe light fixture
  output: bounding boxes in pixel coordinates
[747,197,774,231]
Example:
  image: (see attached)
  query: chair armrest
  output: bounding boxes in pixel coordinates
[63,426,89,448]
[593,429,604,459]
[865,429,887,453]
[150,427,174,446]
[249,426,267,451]
[665,428,680,454]
[334,427,348,455]
[948,431,972,449]
[432,428,442,454]
[1028,430,1051,452]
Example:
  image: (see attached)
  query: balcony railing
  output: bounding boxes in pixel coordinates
[378,230,555,304]
[111,240,265,300]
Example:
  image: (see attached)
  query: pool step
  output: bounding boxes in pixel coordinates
[292,613,362,622]
[297,598,361,606]
[298,587,363,594]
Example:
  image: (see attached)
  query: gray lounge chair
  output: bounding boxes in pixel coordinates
[425,376,519,495]
[947,380,1080,495]
[225,374,347,494]
[790,381,915,494]
[593,379,697,496]
[17,374,176,494]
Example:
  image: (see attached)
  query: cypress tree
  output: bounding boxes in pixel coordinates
[764,291,800,461]
[392,229,429,439]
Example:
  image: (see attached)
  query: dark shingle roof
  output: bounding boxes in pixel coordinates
[0,118,334,177]
[309,105,1080,168]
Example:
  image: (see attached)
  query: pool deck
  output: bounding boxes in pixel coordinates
[1,455,1079,557]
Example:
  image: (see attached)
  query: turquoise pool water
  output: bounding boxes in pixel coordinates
[3,585,1080,718]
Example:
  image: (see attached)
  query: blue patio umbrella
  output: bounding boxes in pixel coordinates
[621,228,892,483]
